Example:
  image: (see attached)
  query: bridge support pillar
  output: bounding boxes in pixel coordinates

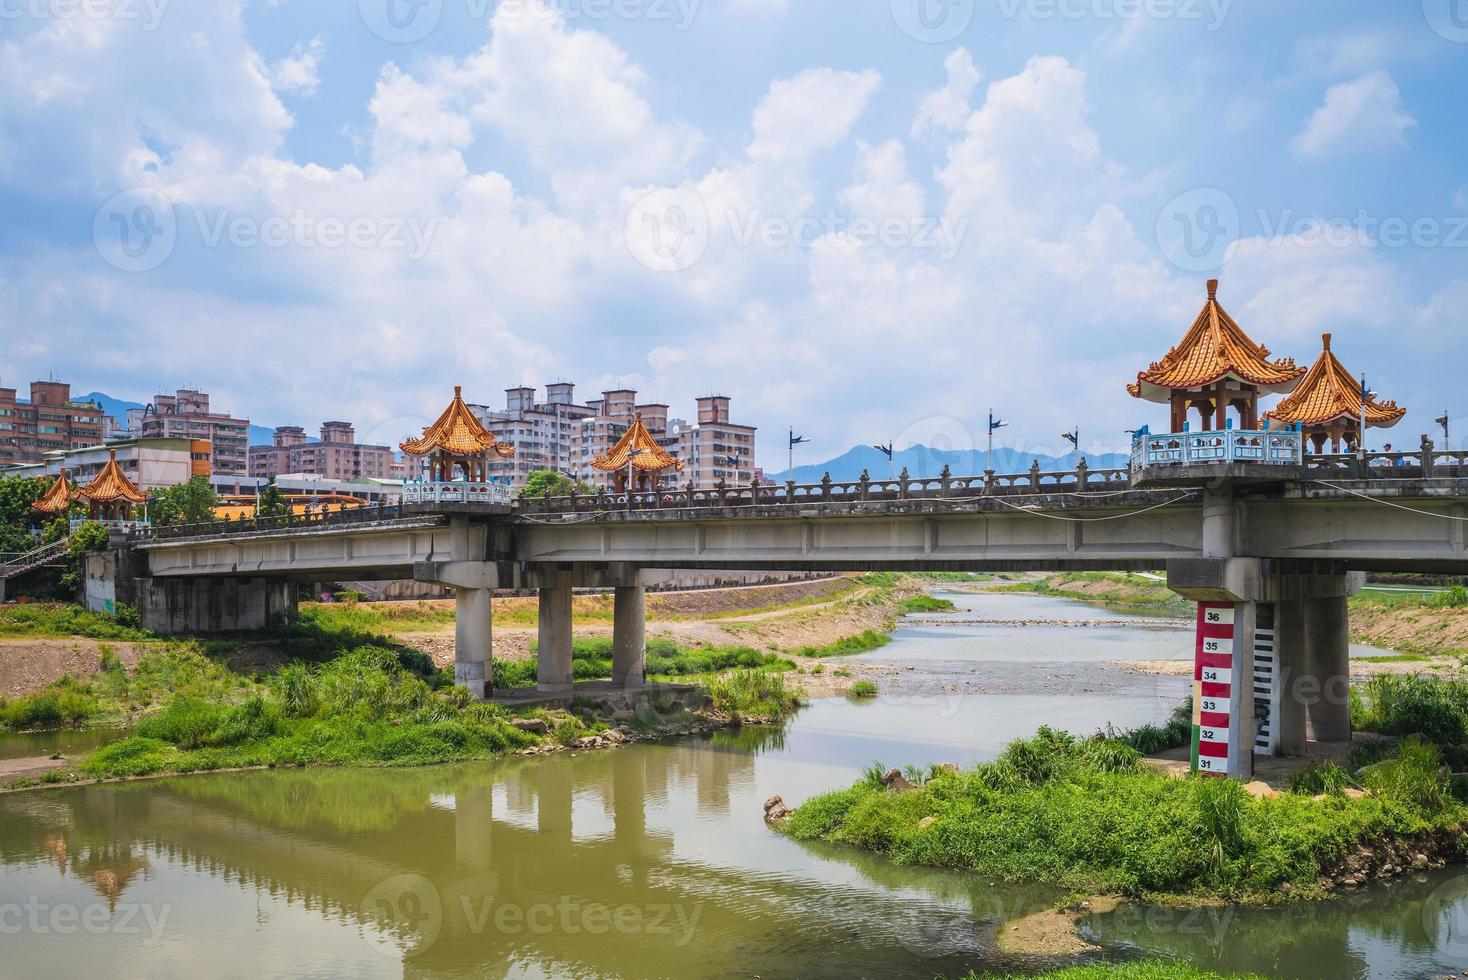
[612,585,647,688]
[454,587,493,700]
[537,577,574,694]
[1302,593,1352,743]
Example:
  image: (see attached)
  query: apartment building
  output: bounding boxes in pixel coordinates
[129,389,251,477]
[471,383,599,488]
[0,381,106,467]
[249,421,397,481]
[678,395,757,488]
[2,437,211,490]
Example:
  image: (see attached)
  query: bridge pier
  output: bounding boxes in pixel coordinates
[1168,558,1361,774]
[612,585,647,688]
[537,576,575,695]
[454,587,493,700]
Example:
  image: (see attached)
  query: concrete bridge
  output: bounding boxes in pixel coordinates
[90,449,1468,780]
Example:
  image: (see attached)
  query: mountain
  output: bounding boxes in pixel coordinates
[80,391,285,448]
[769,444,1129,484]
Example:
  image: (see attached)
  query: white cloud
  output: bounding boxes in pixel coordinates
[748,68,882,164]
[270,36,324,97]
[912,48,982,139]
[1293,71,1416,158]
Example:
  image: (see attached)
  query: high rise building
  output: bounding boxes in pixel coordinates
[249,421,397,481]
[130,389,251,477]
[0,381,106,466]
[468,382,757,492]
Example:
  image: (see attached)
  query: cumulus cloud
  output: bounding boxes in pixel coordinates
[270,37,324,96]
[1293,71,1416,158]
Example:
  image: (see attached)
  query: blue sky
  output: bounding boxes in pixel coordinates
[2,0,1465,465]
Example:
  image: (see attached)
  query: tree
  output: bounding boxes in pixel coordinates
[0,475,47,553]
[149,477,221,526]
[257,476,289,518]
[517,470,594,499]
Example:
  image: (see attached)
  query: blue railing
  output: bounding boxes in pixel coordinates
[1130,426,1304,470]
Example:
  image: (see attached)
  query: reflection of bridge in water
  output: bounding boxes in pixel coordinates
[0,742,1058,977]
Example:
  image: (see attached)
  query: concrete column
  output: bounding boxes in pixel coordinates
[537,579,574,694]
[454,587,492,700]
[1201,490,1235,559]
[612,585,647,688]
[1303,593,1352,743]
[1274,598,1308,757]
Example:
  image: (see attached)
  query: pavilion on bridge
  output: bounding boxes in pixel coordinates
[1264,332,1405,453]
[1128,279,1306,432]
[77,450,148,522]
[401,386,515,482]
[591,414,683,492]
[31,468,78,519]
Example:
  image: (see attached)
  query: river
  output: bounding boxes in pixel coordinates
[0,588,1463,978]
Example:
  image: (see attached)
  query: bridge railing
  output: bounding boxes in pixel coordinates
[401,480,514,507]
[1129,428,1304,469]
[133,503,413,542]
[519,464,1134,515]
[1303,446,1468,480]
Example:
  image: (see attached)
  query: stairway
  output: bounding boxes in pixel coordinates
[0,539,69,583]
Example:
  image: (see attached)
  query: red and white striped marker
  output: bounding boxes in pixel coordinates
[1192,601,1235,775]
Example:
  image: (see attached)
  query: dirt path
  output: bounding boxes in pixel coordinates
[0,639,151,698]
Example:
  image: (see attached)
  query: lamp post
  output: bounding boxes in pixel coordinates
[987,411,1008,472]
[1358,374,1374,461]
[1061,427,1080,460]
[1437,411,1450,449]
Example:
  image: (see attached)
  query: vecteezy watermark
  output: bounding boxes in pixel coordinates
[0,898,171,945]
[625,188,970,272]
[1255,210,1468,251]
[191,209,439,260]
[93,187,177,273]
[624,188,711,273]
[359,875,704,957]
[890,0,975,43]
[1423,0,1468,43]
[0,0,168,29]
[994,0,1231,30]
[1155,187,1239,273]
[1423,876,1468,959]
[359,0,701,43]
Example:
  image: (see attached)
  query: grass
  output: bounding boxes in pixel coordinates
[702,669,802,723]
[1351,674,1468,745]
[795,629,892,659]
[967,964,1262,979]
[898,595,957,614]
[847,679,878,698]
[496,637,793,688]
[780,725,1466,902]
[0,603,154,641]
[990,572,1190,613]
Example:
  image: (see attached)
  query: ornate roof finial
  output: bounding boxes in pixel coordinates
[1207,278,1219,301]
[1322,332,1332,351]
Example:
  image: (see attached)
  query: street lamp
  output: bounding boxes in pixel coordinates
[1436,411,1450,448]
[1358,374,1375,460]
[1061,427,1080,459]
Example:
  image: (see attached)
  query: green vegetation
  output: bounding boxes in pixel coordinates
[0,602,153,641]
[898,594,957,614]
[0,474,48,553]
[518,470,596,499]
[501,637,792,687]
[257,476,289,518]
[847,679,878,698]
[1352,674,1468,745]
[992,572,1190,613]
[702,669,801,723]
[970,963,1262,980]
[780,726,1465,902]
[1105,700,1194,756]
[795,629,891,659]
[147,476,221,526]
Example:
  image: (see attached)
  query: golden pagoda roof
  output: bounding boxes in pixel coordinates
[32,469,78,515]
[590,415,683,473]
[80,451,148,505]
[400,386,515,458]
[1265,333,1406,430]
[1128,280,1306,403]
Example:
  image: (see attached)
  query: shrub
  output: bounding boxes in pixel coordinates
[1352,675,1468,745]
[136,696,231,749]
[704,669,801,722]
[1361,735,1453,814]
[847,679,878,698]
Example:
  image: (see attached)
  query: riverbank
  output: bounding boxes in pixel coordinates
[772,715,1468,907]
